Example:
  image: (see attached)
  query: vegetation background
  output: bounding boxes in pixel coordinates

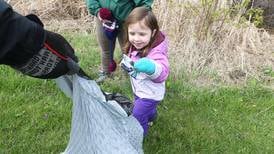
[1,0,274,153]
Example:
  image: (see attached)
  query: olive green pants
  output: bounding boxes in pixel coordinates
[96,18,125,72]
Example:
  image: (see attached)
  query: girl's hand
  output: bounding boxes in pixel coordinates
[134,58,156,75]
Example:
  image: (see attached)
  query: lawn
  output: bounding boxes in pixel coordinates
[1,33,274,153]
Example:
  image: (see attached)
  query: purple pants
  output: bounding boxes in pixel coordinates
[132,95,160,135]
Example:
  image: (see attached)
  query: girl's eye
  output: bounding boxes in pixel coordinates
[129,32,135,35]
[139,33,146,36]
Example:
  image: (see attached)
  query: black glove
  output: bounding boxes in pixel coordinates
[25,14,44,27]
[25,14,78,62]
[13,30,80,79]
[45,30,79,63]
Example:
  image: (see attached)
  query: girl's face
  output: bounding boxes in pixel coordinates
[128,19,155,50]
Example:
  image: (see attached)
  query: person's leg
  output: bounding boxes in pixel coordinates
[148,108,157,122]
[95,18,116,73]
[132,95,159,135]
[117,27,125,53]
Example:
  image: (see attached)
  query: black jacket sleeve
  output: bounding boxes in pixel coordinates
[0,0,45,65]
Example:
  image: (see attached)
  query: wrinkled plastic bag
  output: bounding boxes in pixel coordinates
[55,75,144,154]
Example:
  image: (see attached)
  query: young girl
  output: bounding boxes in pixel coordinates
[121,7,169,135]
[86,0,154,83]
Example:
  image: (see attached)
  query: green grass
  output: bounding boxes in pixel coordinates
[1,32,274,153]
[144,80,274,153]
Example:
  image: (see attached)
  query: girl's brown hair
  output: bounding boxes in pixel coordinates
[123,7,159,57]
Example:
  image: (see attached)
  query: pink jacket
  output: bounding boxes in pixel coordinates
[128,31,169,100]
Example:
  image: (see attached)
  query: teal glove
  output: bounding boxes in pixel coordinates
[134,58,156,75]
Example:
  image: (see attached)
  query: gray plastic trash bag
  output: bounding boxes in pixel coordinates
[55,75,144,154]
